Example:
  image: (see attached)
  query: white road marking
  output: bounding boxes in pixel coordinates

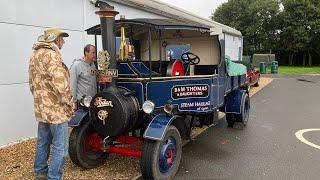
[295,129,320,150]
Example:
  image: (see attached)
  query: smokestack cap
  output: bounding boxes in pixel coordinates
[95,6,119,18]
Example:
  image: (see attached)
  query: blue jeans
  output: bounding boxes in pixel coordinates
[34,122,68,180]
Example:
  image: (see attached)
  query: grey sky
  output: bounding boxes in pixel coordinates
[159,0,228,19]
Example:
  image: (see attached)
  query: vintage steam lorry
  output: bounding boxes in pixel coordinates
[69,2,250,179]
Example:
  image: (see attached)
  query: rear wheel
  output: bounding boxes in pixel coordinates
[69,121,108,169]
[140,126,182,179]
[235,94,250,126]
[226,113,236,127]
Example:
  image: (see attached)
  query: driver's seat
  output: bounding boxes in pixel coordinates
[166,60,185,76]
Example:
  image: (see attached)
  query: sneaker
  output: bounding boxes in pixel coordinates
[34,173,47,180]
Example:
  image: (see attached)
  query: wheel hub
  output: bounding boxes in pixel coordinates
[84,133,103,152]
[159,137,177,173]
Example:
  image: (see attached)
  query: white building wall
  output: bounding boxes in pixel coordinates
[0,0,166,147]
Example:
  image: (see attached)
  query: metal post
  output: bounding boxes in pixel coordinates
[94,32,100,92]
[94,32,98,69]
[159,30,162,73]
[148,28,152,80]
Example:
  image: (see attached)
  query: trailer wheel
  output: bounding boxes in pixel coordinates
[254,78,260,87]
[235,94,250,126]
[140,125,182,179]
[69,121,108,169]
[246,84,251,92]
[226,113,236,127]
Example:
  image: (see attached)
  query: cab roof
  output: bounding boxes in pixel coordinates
[86,18,211,35]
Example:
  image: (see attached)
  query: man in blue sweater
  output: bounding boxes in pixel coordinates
[70,44,97,108]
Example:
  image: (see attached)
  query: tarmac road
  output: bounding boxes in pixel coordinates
[175,74,320,180]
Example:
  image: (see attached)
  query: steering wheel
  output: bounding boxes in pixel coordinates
[181,52,200,65]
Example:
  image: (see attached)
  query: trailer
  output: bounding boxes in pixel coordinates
[68,2,250,179]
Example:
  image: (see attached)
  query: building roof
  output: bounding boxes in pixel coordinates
[106,0,242,36]
[86,18,211,35]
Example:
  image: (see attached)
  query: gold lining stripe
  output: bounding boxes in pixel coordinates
[118,74,218,81]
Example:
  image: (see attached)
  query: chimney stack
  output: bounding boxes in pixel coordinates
[95,5,119,86]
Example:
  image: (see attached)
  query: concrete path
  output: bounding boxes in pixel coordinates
[175,74,320,179]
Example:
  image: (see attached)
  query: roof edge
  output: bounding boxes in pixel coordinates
[106,0,242,36]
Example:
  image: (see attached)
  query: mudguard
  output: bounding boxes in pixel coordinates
[68,108,89,127]
[143,114,177,141]
[225,90,247,114]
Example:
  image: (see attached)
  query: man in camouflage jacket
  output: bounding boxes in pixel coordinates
[29,27,73,180]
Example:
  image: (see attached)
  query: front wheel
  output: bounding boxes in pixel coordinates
[140,126,182,179]
[69,121,108,169]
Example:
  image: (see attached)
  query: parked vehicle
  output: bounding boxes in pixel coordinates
[235,60,260,91]
[247,66,260,87]
[68,3,251,179]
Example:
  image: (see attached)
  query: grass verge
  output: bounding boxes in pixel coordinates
[266,66,320,74]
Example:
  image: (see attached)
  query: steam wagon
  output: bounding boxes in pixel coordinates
[69,2,250,179]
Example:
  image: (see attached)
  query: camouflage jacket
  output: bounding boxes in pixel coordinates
[29,42,73,124]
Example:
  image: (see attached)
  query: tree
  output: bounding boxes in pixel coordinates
[279,0,320,66]
[306,0,320,66]
[212,0,320,66]
[212,0,281,55]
